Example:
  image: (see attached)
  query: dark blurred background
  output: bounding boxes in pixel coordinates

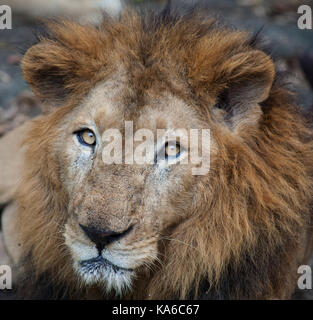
[0,0,313,299]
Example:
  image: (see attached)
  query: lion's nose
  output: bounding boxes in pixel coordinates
[79,224,133,253]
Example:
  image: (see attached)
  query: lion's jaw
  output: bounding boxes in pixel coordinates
[64,223,158,294]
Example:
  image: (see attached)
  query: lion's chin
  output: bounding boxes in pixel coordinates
[73,256,134,295]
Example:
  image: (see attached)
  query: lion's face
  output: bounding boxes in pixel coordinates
[52,72,208,293]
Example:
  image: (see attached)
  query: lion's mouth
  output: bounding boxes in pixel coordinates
[80,256,134,274]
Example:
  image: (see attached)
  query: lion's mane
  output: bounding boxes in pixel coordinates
[8,5,313,299]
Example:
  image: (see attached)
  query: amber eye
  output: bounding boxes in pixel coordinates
[76,129,96,147]
[165,142,181,159]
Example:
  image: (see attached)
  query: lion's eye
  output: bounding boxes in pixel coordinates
[165,142,181,159]
[76,129,96,147]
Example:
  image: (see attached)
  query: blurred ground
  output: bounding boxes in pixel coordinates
[0,0,313,299]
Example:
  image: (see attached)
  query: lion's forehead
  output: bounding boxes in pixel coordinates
[66,70,204,134]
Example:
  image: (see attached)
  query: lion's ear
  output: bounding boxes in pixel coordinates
[21,42,75,107]
[21,22,107,109]
[212,50,275,131]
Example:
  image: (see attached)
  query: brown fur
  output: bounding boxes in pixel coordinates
[2,6,313,299]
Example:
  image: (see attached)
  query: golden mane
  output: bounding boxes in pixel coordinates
[6,6,313,299]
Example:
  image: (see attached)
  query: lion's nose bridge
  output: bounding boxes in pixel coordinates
[77,163,146,232]
[80,171,141,231]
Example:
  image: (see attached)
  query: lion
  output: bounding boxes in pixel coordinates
[1,6,313,299]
